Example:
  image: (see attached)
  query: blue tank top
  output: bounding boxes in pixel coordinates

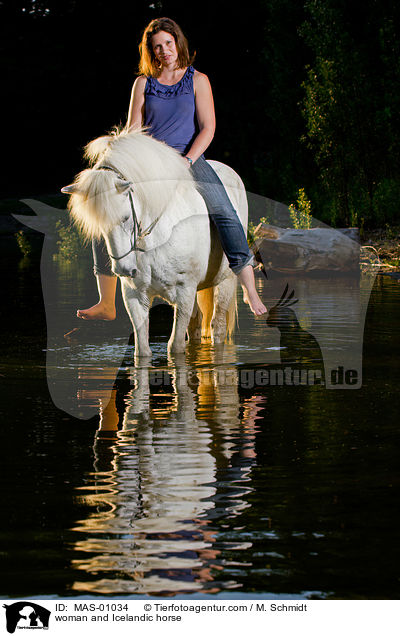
[144,65,196,154]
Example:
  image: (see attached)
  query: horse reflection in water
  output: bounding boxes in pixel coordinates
[70,345,264,595]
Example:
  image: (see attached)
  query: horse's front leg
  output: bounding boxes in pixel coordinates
[121,283,152,359]
[168,287,197,355]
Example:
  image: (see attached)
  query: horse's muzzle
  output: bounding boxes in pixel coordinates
[112,264,137,278]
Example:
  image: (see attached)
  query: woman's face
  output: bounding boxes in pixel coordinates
[151,30,178,67]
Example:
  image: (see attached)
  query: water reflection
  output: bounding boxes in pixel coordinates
[237,272,377,389]
[70,345,263,595]
[49,267,379,594]
[2,251,399,599]
[38,254,377,418]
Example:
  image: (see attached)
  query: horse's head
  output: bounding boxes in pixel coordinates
[62,127,195,278]
[62,167,139,278]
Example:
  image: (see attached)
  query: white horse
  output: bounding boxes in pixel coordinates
[62,128,249,358]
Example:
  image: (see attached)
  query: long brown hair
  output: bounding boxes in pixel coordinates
[138,17,195,77]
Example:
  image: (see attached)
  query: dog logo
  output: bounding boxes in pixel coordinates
[3,602,50,633]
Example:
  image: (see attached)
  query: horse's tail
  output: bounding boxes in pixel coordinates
[197,277,237,342]
[197,287,215,339]
[226,286,238,342]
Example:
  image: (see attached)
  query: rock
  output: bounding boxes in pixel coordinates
[253,223,281,240]
[335,227,360,243]
[253,223,360,273]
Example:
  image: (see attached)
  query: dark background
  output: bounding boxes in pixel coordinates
[1,0,400,227]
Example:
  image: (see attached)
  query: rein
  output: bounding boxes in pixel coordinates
[97,164,161,261]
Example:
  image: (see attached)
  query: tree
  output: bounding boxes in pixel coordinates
[300,0,400,226]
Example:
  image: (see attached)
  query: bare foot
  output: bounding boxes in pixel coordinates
[242,290,268,316]
[77,302,116,321]
[237,264,268,316]
[64,327,81,340]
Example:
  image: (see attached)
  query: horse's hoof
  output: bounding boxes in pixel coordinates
[188,329,202,342]
[134,349,153,359]
[167,344,186,355]
[212,336,226,345]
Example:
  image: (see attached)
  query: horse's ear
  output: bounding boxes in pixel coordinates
[115,179,132,194]
[61,184,81,195]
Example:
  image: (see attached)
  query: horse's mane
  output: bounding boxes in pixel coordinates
[67,127,195,238]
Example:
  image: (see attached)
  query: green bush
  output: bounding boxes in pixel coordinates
[247,220,257,246]
[247,216,270,245]
[372,179,400,227]
[288,188,312,229]
[55,220,86,261]
[15,230,32,257]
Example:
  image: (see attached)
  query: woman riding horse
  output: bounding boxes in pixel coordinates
[78,17,267,321]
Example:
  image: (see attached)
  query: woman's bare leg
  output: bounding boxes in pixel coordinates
[238,265,267,316]
[77,274,117,321]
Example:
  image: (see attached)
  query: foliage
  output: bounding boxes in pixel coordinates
[15,230,32,257]
[361,225,400,269]
[1,0,399,230]
[247,221,258,247]
[299,0,400,228]
[289,188,312,229]
[372,179,400,227]
[55,220,86,261]
[248,216,270,246]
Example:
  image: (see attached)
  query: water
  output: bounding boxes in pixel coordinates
[1,249,399,599]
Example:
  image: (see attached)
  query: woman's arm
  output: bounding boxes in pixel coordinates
[126,75,147,130]
[185,71,216,163]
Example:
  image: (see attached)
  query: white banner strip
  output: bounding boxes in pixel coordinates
[1,599,398,636]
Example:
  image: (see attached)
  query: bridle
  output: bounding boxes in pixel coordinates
[97,164,161,261]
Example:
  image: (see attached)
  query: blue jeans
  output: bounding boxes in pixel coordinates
[93,155,254,276]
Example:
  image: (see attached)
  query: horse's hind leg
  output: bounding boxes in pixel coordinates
[212,274,237,344]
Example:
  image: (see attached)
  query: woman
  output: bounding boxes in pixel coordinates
[78,17,267,320]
